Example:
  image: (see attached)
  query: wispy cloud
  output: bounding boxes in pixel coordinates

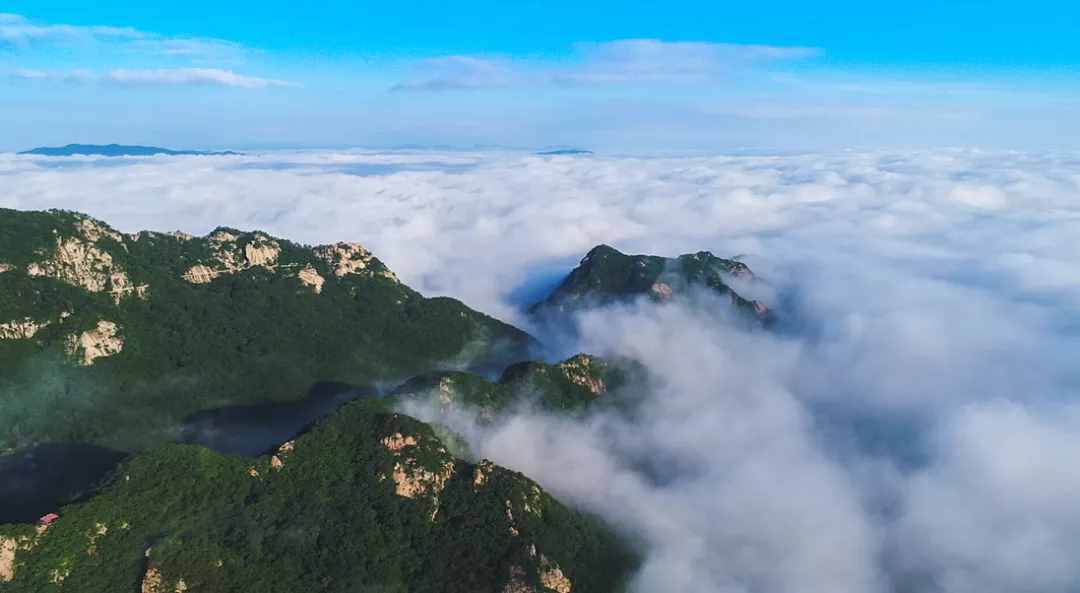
[392,38,821,91]
[0,12,140,47]
[10,67,293,88]
[0,12,251,61]
[107,68,292,88]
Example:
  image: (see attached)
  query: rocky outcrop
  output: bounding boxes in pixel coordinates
[182,264,216,284]
[315,242,399,282]
[244,242,280,268]
[649,282,674,301]
[381,432,419,453]
[539,556,573,593]
[381,430,455,520]
[27,236,144,304]
[270,440,296,471]
[558,355,607,396]
[473,460,494,489]
[66,321,124,366]
[315,242,373,277]
[297,265,325,294]
[76,218,123,244]
[0,537,16,582]
[0,263,12,274]
[181,231,283,284]
[0,318,48,340]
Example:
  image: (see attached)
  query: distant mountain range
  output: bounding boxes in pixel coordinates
[18,144,241,157]
[535,148,593,156]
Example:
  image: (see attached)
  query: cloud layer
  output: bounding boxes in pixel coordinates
[2,149,1079,592]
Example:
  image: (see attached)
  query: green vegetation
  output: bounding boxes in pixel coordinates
[0,209,533,451]
[392,353,643,418]
[0,399,636,592]
[530,244,767,322]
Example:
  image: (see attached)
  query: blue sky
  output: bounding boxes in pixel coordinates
[2,2,1079,151]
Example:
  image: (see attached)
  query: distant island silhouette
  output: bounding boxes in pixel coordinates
[20,144,241,157]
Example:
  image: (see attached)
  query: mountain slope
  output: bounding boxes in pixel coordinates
[530,244,771,322]
[393,353,641,418]
[0,399,636,592]
[0,209,534,451]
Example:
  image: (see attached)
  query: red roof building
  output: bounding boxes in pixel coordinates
[38,513,60,526]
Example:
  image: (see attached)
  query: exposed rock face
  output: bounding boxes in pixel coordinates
[381,430,455,520]
[539,556,573,593]
[314,242,399,282]
[141,566,163,593]
[381,432,419,453]
[244,241,281,268]
[139,565,190,593]
[649,282,674,301]
[0,318,48,340]
[389,460,455,501]
[0,537,16,582]
[0,263,12,274]
[315,242,373,277]
[27,236,143,303]
[473,460,494,489]
[76,218,123,244]
[297,265,325,294]
[270,439,296,471]
[558,355,606,396]
[181,231,282,284]
[66,321,124,366]
[182,264,217,284]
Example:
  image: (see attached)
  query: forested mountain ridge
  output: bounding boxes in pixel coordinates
[530,244,771,323]
[0,398,636,592]
[0,208,534,452]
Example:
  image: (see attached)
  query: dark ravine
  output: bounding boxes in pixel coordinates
[0,443,127,524]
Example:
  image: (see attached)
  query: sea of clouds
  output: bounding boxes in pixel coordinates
[3,149,1080,592]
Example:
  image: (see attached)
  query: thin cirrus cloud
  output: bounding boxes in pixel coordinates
[11,67,293,89]
[0,12,141,46]
[0,12,241,60]
[1,13,285,87]
[392,38,821,91]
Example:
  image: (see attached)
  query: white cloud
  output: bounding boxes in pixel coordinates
[107,68,292,88]
[8,67,293,88]
[3,149,1080,591]
[0,12,141,47]
[0,13,253,62]
[393,38,820,91]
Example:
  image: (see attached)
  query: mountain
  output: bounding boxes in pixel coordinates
[530,244,772,322]
[0,398,636,592]
[535,149,593,156]
[393,353,642,418]
[18,144,241,157]
[0,209,534,452]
